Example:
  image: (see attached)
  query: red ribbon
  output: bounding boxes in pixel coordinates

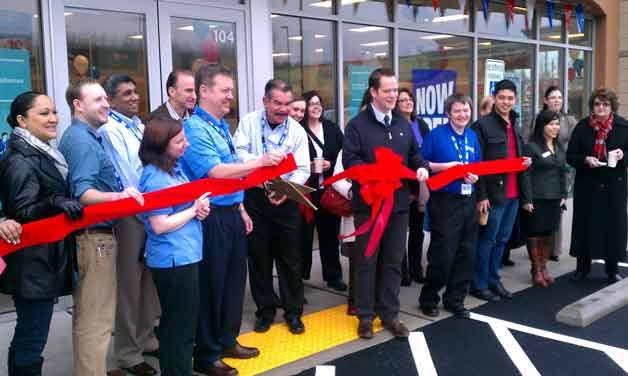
[0,155,297,257]
[426,158,528,191]
[323,148,418,257]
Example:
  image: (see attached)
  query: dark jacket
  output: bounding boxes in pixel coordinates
[523,142,567,200]
[142,101,187,124]
[471,110,532,206]
[343,105,429,214]
[567,115,628,260]
[408,118,430,196]
[301,119,343,188]
[0,134,75,299]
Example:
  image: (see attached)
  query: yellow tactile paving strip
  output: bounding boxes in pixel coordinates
[224,304,383,376]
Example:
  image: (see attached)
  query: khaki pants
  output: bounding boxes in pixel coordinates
[114,216,160,368]
[73,230,117,376]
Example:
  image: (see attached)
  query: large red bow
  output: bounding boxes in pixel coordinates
[323,148,418,257]
[0,155,297,257]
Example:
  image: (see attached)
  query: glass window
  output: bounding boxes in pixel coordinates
[65,8,150,116]
[567,18,592,47]
[540,14,563,42]
[398,30,472,128]
[272,16,337,121]
[170,17,240,126]
[538,46,564,110]
[396,0,470,33]
[340,0,393,23]
[0,0,45,157]
[567,49,591,120]
[475,0,533,40]
[342,23,391,123]
[477,39,534,130]
[272,0,333,16]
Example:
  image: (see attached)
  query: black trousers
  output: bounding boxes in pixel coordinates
[354,212,408,322]
[151,263,198,376]
[403,200,425,279]
[419,192,478,309]
[300,190,342,282]
[195,206,247,365]
[245,188,304,320]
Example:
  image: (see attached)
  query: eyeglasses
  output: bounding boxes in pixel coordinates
[594,102,611,107]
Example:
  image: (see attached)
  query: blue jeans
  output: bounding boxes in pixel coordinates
[473,198,519,290]
[11,297,55,366]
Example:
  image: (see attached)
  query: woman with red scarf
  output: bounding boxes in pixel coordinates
[567,88,628,283]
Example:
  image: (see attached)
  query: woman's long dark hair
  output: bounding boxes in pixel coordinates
[7,91,45,128]
[396,88,417,122]
[532,110,561,148]
[139,116,183,174]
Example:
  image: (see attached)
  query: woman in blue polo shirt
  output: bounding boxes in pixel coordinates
[138,117,210,376]
[418,93,481,319]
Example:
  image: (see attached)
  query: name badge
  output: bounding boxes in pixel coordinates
[542,151,551,158]
[461,183,472,195]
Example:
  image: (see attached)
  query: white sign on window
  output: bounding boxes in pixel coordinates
[484,59,505,97]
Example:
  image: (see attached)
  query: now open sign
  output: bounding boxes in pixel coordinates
[412,69,457,130]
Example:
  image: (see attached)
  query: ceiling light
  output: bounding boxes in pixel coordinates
[442,46,454,50]
[548,34,561,39]
[272,52,291,57]
[360,41,389,47]
[288,36,303,41]
[64,12,73,16]
[177,25,194,31]
[33,14,38,18]
[421,34,453,40]
[209,25,217,29]
[568,33,585,39]
[315,34,327,39]
[349,26,385,33]
[315,48,324,53]
[128,34,143,40]
[374,52,388,57]
[432,14,469,23]
[271,14,280,18]
[514,6,527,12]
[479,41,492,46]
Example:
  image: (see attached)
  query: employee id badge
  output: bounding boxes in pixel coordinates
[461,183,472,195]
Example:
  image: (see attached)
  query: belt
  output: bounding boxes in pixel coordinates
[210,203,241,210]
[78,227,114,236]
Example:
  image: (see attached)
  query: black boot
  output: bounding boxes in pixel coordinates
[13,357,42,376]
[7,347,14,376]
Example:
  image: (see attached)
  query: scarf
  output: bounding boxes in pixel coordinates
[13,127,69,180]
[588,114,614,161]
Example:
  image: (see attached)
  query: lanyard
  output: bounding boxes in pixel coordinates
[261,114,289,154]
[192,107,236,157]
[448,125,469,164]
[110,111,142,141]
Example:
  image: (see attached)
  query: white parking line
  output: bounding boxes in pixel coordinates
[488,322,541,376]
[315,365,336,376]
[409,332,438,376]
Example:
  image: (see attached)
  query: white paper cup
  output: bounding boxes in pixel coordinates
[608,152,618,168]
[313,158,325,173]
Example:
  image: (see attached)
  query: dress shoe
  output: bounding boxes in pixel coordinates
[420,306,439,318]
[569,271,589,282]
[327,280,348,291]
[222,342,260,359]
[286,316,305,334]
[346,304,358,316]
[607,274,623,284]
[121,361,157,376]
[443,304,470,319]
[549,255,559,262]
[382,319,410,337]
[470,289,500,302]
[489,283,513,300]
[194,360,237,376]
[502,258,515,267]
[357,319,374,339]
[254,317,273,333]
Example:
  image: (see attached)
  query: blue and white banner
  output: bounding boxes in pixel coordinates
[412,69,457,129]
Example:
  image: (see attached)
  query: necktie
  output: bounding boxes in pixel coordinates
[384,115,390,128]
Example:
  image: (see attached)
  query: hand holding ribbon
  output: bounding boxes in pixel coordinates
[426,157,529,191]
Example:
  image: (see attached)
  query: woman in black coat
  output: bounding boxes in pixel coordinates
[298,90,345,291]
[0,92,83,374]
[567,88,628,283]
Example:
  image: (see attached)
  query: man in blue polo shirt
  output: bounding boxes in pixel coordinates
[418,93,481,319]
[180,64,283,376]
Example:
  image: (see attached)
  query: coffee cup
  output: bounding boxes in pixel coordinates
[478,210,489,226]
[608,152,618,168]
[313,157,325,174]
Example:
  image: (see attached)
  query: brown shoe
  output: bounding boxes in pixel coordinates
[222,342,260,359]
[357,319,374,339]
[121,361,158,376]
[382,319,409,337]
[194,359,238,376]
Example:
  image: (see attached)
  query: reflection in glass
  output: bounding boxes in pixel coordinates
[540,15,563,42]
[65,8,150,115]
[398,30,472,128]
[342,23,391,123]
[567,18,592,47]
[475,0,533,40]
[272,15,336,121]
[0,0,45,153]
[567,49,591,120]
[171,18,239,127]
[478,39,534,130]
[396,0,470,33]
[539,46,564,110]
[272,0,333,16]
[339,0,393,23]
